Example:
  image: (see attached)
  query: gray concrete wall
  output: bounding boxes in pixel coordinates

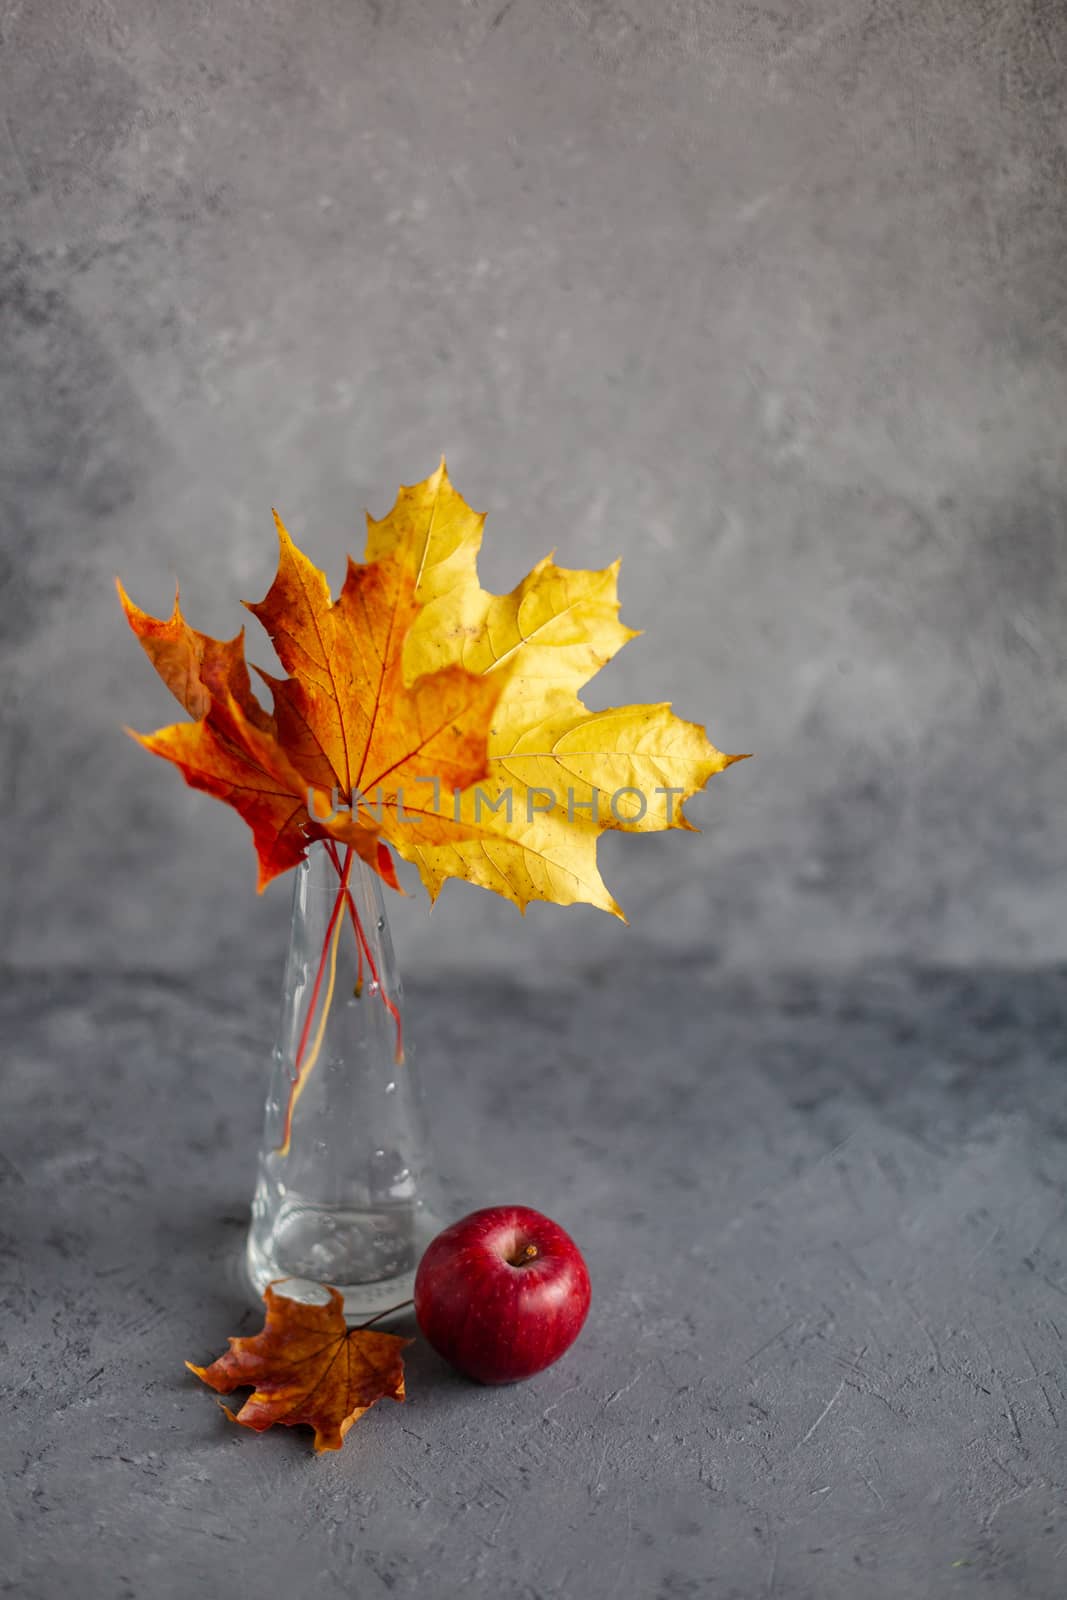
[3,0,1065,982]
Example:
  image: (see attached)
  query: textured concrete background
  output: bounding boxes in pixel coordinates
[3,4,1067,1598]
[2,0,1066,980]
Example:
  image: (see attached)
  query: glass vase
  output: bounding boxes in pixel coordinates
[245,839,440,1320]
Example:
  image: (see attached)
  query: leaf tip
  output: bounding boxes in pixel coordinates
[252,839,297,896]
[115,577,145,631]
[270,508,295,552]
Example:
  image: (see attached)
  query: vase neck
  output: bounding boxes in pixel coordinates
[274,840,405,1151]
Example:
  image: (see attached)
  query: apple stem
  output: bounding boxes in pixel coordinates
[508,1243,539,1266]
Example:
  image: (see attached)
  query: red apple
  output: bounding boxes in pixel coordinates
[414,1204,592,1384]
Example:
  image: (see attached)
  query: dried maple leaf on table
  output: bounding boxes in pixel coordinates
[187,1283,409,1452]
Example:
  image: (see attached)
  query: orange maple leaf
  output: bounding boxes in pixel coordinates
[187,1284,410,1452]
[245,516,506,861]
[118,525,505,891]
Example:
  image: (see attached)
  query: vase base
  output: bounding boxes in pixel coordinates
[245,1247,418,1322]
[245,1195,436,1322]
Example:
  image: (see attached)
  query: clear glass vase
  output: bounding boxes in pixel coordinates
[245,839,440,1319]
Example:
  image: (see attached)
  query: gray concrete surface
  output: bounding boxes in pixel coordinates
[3,5,1067,1598]
[2,0,1066,980]
[3,955,1066,1598]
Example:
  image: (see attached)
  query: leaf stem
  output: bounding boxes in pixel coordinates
[275,846,353,1156]
[276,840,406,1156]
[356,1298,414,1331]
[323,838,404,1065]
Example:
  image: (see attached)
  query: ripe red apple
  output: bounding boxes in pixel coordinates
[414,1204,591,1384]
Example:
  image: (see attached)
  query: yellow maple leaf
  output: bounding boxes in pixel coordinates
[364,459,747,917]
